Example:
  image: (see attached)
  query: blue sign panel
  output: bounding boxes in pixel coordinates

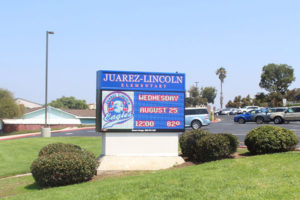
[97,70,185,92]
[96,70,185,132]
[134,92,184,130]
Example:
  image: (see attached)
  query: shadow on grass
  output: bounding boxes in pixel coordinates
[177,150,255,167]
[239,150,299,156]
[24,183,41,191]
[239,151,255,157]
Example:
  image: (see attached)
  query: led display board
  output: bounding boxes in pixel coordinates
[96,70,185,132]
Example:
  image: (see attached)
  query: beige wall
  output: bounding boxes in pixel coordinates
[88,104,96,110]
[15,99,41,109]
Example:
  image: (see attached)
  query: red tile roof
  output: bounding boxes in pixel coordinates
[61,109,96,117]
[25,107,43,113]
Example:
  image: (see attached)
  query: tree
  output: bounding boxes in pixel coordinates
[259,63,295,95]
[226,94,253,108]
[285,88,300,101]
[0,88,24,118]
[241,95,252,107]
[233,95,242,108]
[49,96,88,109]
[268,92,283,107]
[253,92,269,107]
[189,86,200,98]
[185,86,207,107]
[216,67,227,109]
[226,100,236,108]
[200,87,217,104]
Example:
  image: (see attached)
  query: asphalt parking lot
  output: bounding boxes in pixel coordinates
[26,115,300,147]
[203,115,300,147]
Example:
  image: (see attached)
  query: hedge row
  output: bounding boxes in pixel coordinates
[181,125,298,163]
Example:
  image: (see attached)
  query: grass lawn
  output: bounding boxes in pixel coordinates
[0,137,101,178]
[0,176,35,198]
[0,151,299,199]
[1,137,299,199]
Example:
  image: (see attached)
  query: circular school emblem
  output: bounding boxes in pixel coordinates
[102,91,134,128]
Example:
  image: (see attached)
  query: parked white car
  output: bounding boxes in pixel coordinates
[229,108,239,115]
[237,106,259,114]
[220,108,232,115]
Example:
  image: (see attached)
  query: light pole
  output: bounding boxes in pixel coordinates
[42,31,54,137]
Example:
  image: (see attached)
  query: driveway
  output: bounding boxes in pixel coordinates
[205,115,300,147]
[3,115,300,148]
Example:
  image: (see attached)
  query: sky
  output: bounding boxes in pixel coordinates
[1,0,300,108]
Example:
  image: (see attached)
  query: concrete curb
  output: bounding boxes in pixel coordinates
[0,127,95,141]
[212,118,221,123]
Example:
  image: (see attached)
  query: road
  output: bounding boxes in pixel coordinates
[27,115,300,147]
[203,115,300,147]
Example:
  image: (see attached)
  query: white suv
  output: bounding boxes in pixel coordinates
[185,108,211,129]
[237,106,259,114]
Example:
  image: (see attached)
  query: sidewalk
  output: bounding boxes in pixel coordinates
[0,127,95,141]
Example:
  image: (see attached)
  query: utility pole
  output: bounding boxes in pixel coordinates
[42,31,54,137]
[195,81,199,88]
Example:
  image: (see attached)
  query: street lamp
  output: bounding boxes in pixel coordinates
[42,31,54,137]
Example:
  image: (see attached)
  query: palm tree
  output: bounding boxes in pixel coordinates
[216,67,227,109]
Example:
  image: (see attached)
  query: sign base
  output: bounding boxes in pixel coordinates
[97,155,184,175]
[97,132,185,174]
[101,132,181,156]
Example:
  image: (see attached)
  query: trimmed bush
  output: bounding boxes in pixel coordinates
[179,129,211,160]
[221,133,239,154]
[38,143,83,157]
[31,143,99,187]
[194,134,232,162]
[245,125,298,155]
[180,131,238,162]
[31,151,98,187]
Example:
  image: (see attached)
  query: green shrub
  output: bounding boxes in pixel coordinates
[32,143,99,187]
[31,151,98,187]
[194,134,232,162]
[38,143,83,157]
[245,126,298,155]
[180,131,238,162]
[221,133,239,154]
[179,129,211,160]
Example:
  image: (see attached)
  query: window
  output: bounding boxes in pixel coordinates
[185,110,191,115]
[293,107,300,112]
[185,109,208,115]
[249,107,258,109]
[287,108,294,113]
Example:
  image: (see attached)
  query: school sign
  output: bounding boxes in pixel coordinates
[96,70,186,172]
[96,70,185,132]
